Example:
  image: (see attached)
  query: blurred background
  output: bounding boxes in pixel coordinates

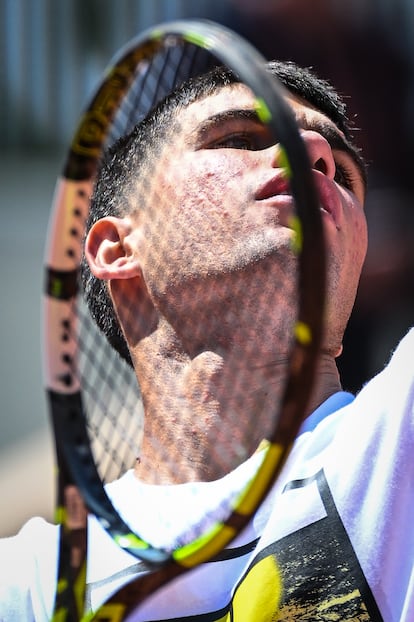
[1,0,413,536]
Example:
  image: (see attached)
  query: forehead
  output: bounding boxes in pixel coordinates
[178,82,343,138]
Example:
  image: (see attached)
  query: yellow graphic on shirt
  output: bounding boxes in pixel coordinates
[88,602,126,622]
[223,555,282,621]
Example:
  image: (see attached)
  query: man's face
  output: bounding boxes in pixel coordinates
[133,83,368,357]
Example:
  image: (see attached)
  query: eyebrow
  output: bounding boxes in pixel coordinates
[192,108,264,141]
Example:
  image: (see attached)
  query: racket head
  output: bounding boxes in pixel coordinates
[43,17,324,594]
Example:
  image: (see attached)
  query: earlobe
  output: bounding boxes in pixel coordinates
[85,216,141,280]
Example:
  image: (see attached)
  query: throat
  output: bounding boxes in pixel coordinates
[135,348,289,484]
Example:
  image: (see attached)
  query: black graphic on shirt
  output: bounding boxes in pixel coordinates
[227,469,384,621]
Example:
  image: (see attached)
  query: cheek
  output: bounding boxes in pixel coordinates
[167,152,250,226]
[183,151,249,189]
[339,189,368,269]
[350,209,368,269]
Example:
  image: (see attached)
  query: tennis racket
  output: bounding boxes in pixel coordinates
[43,19,325,621]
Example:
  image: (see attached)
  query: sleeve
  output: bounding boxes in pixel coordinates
[330,328,414,621]
[0,518,58,622]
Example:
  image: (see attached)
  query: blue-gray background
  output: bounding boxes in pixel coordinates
[1,0,413,535]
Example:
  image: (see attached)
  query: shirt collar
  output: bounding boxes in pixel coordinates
[298,391,354,435]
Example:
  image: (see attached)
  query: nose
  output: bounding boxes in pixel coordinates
[300,130,336,180]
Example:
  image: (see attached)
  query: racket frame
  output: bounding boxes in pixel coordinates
[43,18,325,619]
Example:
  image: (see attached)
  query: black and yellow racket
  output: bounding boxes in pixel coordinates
[43,19,325,621]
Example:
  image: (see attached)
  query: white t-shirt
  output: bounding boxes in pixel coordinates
[1,329,413,622]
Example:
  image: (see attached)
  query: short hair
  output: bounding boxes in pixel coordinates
[81,60,363,366]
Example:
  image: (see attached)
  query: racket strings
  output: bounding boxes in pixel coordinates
[77,42,227,489]
[80,202,284,486]
[75,48,191,485]
[77,34,294,500]
[106,43,214,152]
[78,300,143,483]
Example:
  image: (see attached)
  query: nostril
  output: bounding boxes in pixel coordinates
[314,157,328,175]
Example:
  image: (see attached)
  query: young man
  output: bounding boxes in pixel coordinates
[1,61,413,621]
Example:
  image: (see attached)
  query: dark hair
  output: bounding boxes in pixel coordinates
[82,60,362,366]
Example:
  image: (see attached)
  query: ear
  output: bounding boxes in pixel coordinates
[85,216,141,280]
[86,216,158,349]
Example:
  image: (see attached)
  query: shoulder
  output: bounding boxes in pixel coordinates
[350,327,414,426]
[0,518,58,622]
[327,328,414,448]
[279,328,414,487]
[0,516,58,571]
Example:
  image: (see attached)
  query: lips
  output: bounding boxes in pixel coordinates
[255,174,290,201]
[255,170,341,230]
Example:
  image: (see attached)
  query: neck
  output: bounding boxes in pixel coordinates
[132,326,341,485]
[307,352,342,414]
